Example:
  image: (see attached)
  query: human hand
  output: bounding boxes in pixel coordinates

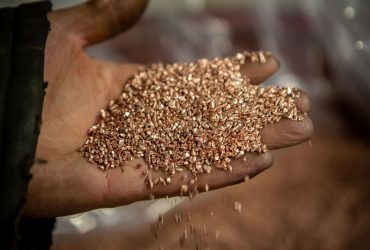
[25,0,313,217]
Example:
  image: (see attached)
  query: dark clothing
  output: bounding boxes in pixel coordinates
[0,1,54,249]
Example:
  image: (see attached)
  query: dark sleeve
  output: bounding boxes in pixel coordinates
[0,2,55,250]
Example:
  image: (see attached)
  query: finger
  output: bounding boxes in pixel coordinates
[49,0,148,46]
[261,116,313,150]
[102,152,273,207]
[295,90,310,113]
[149,152,273,198]
[240,52,279,85]
[257,87,312,150]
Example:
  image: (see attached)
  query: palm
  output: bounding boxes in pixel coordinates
[25,0,313,217]
[28,23,145,215]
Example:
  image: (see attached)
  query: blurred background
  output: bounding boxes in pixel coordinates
[2,0,370,249]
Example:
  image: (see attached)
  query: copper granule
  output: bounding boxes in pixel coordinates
[187,212,191,221]
[180,229,188,245]
[244,175,250,182]
[234,201,242,213]
[174,213,181,224]
[80,51,303,188]
[215,230,220,240]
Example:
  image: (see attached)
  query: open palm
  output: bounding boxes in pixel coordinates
[25,0,313,217]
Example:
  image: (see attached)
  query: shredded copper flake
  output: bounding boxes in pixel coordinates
[80,51,303,188]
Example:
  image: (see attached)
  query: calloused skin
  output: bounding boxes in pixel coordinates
[25,0,313,217]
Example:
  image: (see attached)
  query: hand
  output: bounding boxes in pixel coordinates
[25,0,313,217]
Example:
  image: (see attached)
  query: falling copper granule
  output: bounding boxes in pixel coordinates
[180,185,189,196]
[80,51,303,187]
[174,213,181,224]
[244,175,250,182]
[187,212,191,221]
[158,214,164,226]
[180,229,188,245]
[215,230,220,241]
[234,201,242,213]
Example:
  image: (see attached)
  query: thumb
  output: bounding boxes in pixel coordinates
[50,0,148,46]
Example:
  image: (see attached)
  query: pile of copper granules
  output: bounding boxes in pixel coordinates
[80,51,303,183]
